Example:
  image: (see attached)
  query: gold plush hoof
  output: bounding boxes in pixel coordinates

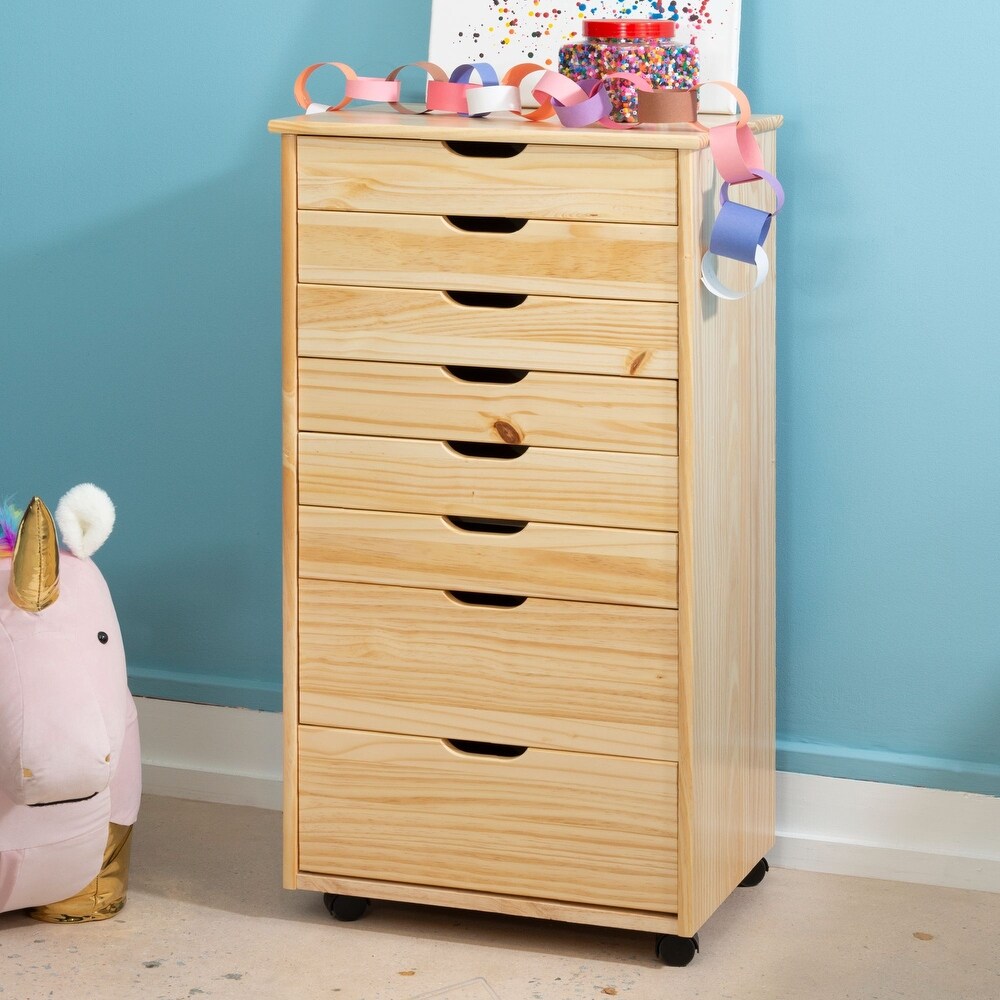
[28,823,134,923]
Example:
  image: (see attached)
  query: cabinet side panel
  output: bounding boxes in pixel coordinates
[281,134,300,887]
[676,136,777,936]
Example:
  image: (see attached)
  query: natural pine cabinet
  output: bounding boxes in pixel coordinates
[270,107,780,964]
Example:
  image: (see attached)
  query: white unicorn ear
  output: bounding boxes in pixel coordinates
[55,484,116,558]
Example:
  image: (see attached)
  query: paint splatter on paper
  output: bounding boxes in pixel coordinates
[432,1,731,65]
[429,0,741,110]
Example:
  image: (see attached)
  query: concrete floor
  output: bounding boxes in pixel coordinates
[1,795,997,1000]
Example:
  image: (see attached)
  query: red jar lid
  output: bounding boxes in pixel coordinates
[583,19,677,40]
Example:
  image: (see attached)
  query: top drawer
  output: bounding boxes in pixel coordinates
[297,135,677,225]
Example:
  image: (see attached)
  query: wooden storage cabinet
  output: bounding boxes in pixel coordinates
[271,109,780,957]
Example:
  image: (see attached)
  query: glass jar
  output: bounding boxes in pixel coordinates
[558,19,699,125]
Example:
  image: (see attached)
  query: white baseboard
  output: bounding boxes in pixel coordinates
[137,698,1000,893]
[137,697,283,811]
[772,770,1000,892]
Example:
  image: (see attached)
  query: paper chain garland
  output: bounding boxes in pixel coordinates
[294,61,784,301]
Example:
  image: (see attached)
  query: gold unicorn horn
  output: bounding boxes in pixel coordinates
[9,497,60,611]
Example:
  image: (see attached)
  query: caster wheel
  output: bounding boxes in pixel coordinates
[739,857,770,888]
[323,893,370,922]
[655,932,699,967]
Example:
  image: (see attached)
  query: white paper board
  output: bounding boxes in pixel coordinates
[429,2,742,114]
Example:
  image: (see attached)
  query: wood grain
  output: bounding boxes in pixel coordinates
[299,579,678,759]
[269,108,784,150]
[297,210,678,302]
[675,135,777,937]
[298,359,678,455]
[299,506,678,608]
[297,135,678,224]
[298,432,679,531]
[298,725,679,911]
[297,284,679,379]
[277,116,782,937]
[280,134,299,888]
[296,872,680,934]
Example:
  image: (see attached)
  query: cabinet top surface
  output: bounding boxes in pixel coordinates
[268,107,782,149]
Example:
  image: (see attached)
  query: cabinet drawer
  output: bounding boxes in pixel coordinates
[298,285,678,379]
[297,135,677,225]
[299,433,678,531]
[298,211,678,302]
[298,506,677,608]
[298,359,677,456]
[299,580,679,760]
[298,725,678,911]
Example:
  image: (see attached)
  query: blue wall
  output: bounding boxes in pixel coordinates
[741,1,1000,795]
[3,3,998,794]
[0,1,423,710]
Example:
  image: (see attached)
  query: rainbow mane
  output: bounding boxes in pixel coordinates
[1,498,22,556]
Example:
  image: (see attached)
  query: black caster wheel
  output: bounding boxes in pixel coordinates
[323,893,370,922]
[655,932,699,967]
[739,857,770,888]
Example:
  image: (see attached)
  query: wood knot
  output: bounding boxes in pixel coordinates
[629,350,650,376]
[493,419,522,444]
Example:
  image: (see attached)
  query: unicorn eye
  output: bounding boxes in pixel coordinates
[97,632,109,645]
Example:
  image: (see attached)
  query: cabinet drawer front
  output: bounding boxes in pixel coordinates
[298,360,677,456]
[299,507,677,608]
[298,725,678,911]
[298,285,678,379]
[299,580,679,760]
[298,211,678,302]
[299,433,678,532]
[297,135,678,225]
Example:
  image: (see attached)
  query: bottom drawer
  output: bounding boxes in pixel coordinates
[298,726,678,912]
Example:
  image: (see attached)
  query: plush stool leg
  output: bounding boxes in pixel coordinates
[27,823,134,923]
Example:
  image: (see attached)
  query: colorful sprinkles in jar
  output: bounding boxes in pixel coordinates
[559,18,699,123]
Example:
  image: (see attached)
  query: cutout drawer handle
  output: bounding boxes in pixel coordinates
[444,365,528,384]
[445,739,528,758]
[443,140,527,159]
[444,290,528,309]
[444,515,527,535]
[445,215,528,234]
[445,440,529,460]
[446,590,528,608]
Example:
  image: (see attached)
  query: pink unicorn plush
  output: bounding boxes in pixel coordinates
[0,484,140,921]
